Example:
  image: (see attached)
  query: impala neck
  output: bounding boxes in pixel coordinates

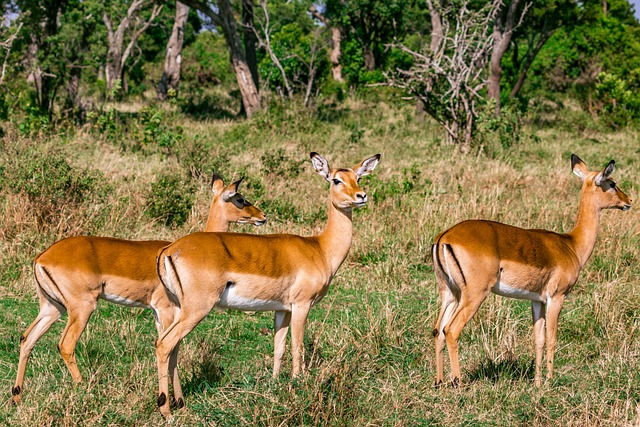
[568,190,601,268]
[204,203,230,232]
[318,200,354,276]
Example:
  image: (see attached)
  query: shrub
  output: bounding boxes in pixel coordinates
[0,137,110,228]
[145,172,195,227]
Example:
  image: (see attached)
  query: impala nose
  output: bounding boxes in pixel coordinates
[356,192,367,204]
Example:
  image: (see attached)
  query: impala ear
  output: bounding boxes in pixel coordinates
[595,160,615,186]
[571,154,589,181]
[310,152,331,182]
[354,154,381,178]
[222,178,242,202]
[211,173,225,194]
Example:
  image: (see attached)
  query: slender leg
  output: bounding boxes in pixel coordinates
[169,343,183,408]
[156,313,206,418]
[434,280,459,387]
[531,301,546,386]
[155,305,184,408]
[545,296,565,380]
[58,301,97,384]
[13,299,64,404]
[444,289,490,385]
[273,310,291,377]
[290,303,311,377]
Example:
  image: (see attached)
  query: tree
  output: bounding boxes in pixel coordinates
[158,1,189,100]
[19,0,71,116]
[102,0,163,94]
[309,4,344,82]
[179,0,261,117]
[388,0,501,152]
[487,0,527,115]
[506,0,578,99]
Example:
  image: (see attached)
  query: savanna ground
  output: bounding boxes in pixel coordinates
[0,95,639,426]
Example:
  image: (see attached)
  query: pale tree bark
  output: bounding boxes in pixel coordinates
[158,1,189,100]
[309,4,343,82]
[388,0,501,153]
[487,0,526,115]
[0,23,21,86]
[103,0,163,95]
[252,0,292,98]
[179,0,261,117]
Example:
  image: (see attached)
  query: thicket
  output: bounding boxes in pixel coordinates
[0,0,638,150]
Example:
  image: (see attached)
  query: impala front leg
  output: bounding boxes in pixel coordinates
[531,301,546,386]
[273,310,291,377]
[290,303,312,377]
[545,296,565,381]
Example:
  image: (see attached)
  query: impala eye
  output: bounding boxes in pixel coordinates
[610,182,616,190]
[332,179,341,186]
[237,198,245,204]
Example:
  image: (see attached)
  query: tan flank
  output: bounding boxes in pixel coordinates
[12,174,266,407]
[432,154,632,388]
[154,152,380,417]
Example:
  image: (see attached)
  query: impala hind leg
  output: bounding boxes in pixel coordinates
[58,300,98,384]
[156,314,205,418]
[531,301,546,386]
[13,298,65,404]
[155,306,184,408]
[443,287,491,386]
[273,310,291,377]
[434,278,459,387]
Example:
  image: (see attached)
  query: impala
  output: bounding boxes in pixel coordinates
[154,152,380,417]
[432,154,632,387]
[12,174,266,407]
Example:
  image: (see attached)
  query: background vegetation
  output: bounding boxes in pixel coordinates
[0,0,639,425]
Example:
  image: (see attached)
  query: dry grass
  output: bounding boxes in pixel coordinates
[0,101,639,426]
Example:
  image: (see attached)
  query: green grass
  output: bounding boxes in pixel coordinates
[1,100,639,426]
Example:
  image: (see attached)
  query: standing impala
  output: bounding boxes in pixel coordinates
[432,154,632,387]
[12,174,266,407]
[154,152,380,417]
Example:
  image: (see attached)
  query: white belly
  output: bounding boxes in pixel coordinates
[491,281,544,302]
[100,292,151,309]
[216,285,289,312]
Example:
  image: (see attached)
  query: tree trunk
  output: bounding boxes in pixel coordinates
[103,0,162,96]
[329,26,343,82]
[158,1,189,100]
[488,0,524,116]
[309,5,343,82]
[217,0,261,117]
[427,0,444,53]
[242,0,259,88]
[363,45,375,70]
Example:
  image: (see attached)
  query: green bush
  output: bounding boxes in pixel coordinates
[594,72,640,128]
[260,148,304,177]
[146,172,195,227]
[0,138,110,226]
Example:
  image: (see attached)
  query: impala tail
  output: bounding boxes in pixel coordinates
[432,237,465,293]
[156,248,182,307]
[33,259,66,311]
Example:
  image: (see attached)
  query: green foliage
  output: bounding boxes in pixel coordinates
[145,172,195,227]
[594,71,640,128]
[137,107,185,149]
[475,102,525,158]
[0,137,110,226]
[260,148,304,177]
[258,23,329,98]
